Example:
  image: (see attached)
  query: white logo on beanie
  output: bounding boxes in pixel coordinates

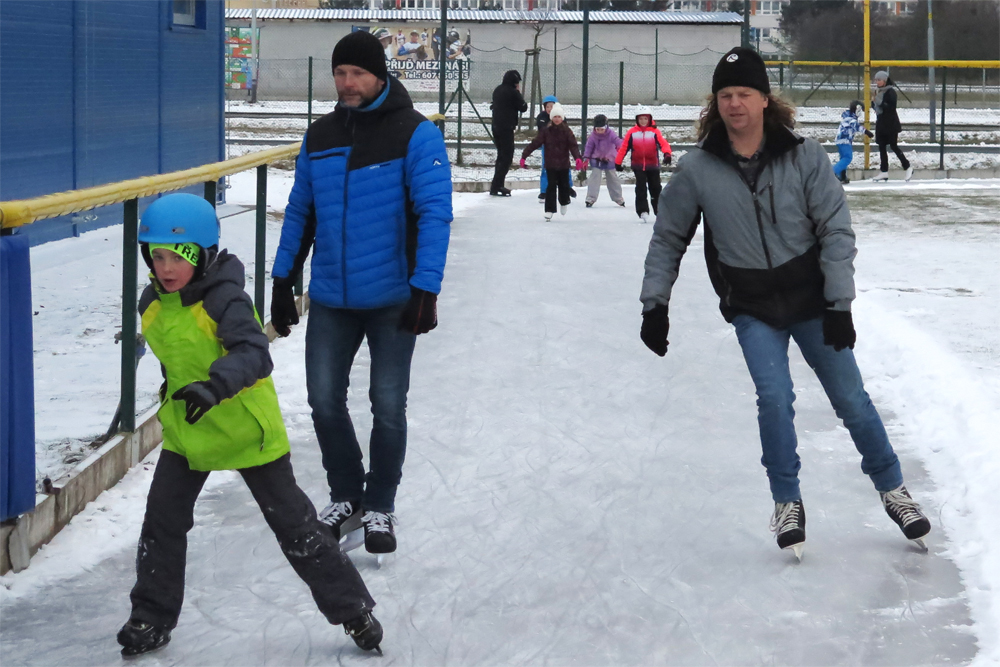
[727,54,739,62]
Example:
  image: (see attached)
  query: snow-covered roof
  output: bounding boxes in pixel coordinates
[224,9,743,25]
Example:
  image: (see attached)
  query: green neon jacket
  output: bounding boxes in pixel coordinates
[139,251,290,471]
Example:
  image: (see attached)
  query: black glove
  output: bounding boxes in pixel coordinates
[399,287,438,334]
[615,163,625,172]
[823,309,856,351]
[270,276,299,338]
[172,381,220,424]
[864,129,874,139]
[640,304,670,357]
[663,153,672,166]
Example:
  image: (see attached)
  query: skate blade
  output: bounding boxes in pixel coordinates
[911,537,929,552]
[340,528,365,553]
[784,543,804,561]
[375,553,391,569]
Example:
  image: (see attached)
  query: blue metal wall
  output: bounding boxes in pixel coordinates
[0,0,225,246]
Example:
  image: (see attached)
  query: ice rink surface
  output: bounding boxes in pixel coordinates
[3,178,998,666]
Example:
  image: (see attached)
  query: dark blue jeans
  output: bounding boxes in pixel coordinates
[306,301,416,513]
[732,315,903,503]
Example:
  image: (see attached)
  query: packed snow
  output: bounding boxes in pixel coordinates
[2,172,998,665]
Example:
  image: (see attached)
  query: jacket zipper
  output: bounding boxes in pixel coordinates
[737,167,773,270]
[767,182,778,226]
[341,112,354,306]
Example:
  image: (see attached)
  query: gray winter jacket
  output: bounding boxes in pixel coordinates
[641,123,857,329]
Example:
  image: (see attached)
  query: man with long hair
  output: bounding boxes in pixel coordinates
[639,47,930,560]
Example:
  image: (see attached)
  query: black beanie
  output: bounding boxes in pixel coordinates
[712,47,770,95]
[593,114,608,128]
[332,30,388,81]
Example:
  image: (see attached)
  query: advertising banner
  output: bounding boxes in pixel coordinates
[225,27,258,90]
[354,25,472,93]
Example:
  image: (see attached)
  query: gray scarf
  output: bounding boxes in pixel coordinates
[873,83,892,115]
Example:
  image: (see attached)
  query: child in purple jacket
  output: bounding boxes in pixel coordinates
[583,115,625,208]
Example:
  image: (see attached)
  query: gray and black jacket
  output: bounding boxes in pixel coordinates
[641,123,857,329]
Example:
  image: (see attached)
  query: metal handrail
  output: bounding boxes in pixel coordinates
[0,143,300,229]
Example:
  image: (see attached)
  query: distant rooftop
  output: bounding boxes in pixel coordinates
[224,9,743,24]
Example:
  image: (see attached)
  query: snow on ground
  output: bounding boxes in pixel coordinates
[3,177,998,665]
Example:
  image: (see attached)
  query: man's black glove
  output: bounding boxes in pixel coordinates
[823,309,856,351]
[640,304,670,357]
[663,153,672,166]
[864,129,874,139]
[615,163,625,172]
[172,381,220,425]
[270,276,299,338]
[399,288,438,334]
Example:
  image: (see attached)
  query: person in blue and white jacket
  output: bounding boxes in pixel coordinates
[832,100,873,184]
[270,30,452,556]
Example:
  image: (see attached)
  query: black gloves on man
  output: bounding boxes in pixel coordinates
[172,381,220,424]
[640,304,670,357]
[864,129,874,139]
[823,309,856,351]
[270,276,299,338]
[399,287,438,335]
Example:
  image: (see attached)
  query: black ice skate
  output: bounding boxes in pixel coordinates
[769,500,806,560]
[880,485,931,549]
[117,619,171,657]
[363,511,396,556]
[319,500,361,540]
[490,187,512,197]
[344,611,383,654]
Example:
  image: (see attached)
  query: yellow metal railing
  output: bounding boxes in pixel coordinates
[0,143,300,230]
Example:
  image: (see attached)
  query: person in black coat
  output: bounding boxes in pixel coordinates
[871,71,912,181]
[489,69,527,196]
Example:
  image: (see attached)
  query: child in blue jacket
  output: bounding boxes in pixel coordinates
[833,100,873,184]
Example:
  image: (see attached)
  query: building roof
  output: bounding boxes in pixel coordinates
[224,9,742,25]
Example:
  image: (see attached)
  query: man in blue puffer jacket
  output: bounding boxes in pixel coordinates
[270,30,452,556]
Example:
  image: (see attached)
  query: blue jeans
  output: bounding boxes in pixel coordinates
[833,144,853,179]
[539,147,547,195]
[732,315,902,503]
[305,301,416,513]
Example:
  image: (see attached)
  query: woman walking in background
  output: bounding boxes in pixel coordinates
[871,71,912,182]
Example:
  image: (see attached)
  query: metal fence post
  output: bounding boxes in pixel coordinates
[255,165,267,320]
[120,198,139,433]
[553,29,558,97]
[654,29,659,101]
[581,8,589,152]
[939,68,947,171]
[438,3,447,135]
[779,63,784,90]
[457,60,464,166]
[308,56,314,127]
[204,180,217,207]
[618,61,624,135]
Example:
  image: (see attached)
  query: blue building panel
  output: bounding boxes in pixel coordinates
[0,0,225,246]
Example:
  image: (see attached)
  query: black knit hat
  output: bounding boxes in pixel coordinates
[593,114,608,128]
[332,30,388,81]
[712,47,770,95]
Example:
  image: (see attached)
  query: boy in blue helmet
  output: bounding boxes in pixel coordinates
[117,193,382,657]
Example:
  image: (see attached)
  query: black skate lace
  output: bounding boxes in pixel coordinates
[882,488,925,527]
[320,501,354,525]
[362,511,394,533]
[769,502,801,535]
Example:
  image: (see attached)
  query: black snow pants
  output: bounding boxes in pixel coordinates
[633,167,662,216]
[128,450,375,630]
[544,168,572,213]
[878,138,910,173]
[491,126,515,193]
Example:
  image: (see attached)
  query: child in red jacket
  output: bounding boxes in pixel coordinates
[615,113,672,223]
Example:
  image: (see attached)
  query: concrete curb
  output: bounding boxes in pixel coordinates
[1,293,311,575]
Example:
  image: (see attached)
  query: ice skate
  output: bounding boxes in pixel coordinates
[117,619,171,658]
[560,204,568,216]
[904,165,913,182]
[769,500,806,560]
[544,212,553,221]
[880,485,930,549]
[319,500,361,540]
[586,201,594,208]
[871,172,889,182]
[616,200,626,207]
[489,187,512,197]
[538,192,545,202]
[344,611,383,654]
[363,511,396,554]
[639,212,650,224]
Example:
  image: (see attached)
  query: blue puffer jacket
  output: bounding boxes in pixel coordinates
[273,76,452,309]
